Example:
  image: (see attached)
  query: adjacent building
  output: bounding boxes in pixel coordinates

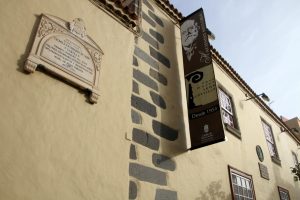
[0,0,299,199]
[282,116,300,140]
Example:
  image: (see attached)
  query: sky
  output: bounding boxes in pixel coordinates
[170,0,300,119]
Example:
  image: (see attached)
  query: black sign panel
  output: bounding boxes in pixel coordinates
[180,8,225,149]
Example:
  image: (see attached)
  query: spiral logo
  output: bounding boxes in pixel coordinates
[185,71,203,83]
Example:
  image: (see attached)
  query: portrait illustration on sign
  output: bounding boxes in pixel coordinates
[181,19,210,65]
[181,19,199,61]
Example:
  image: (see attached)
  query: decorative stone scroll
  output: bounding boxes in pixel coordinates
[24,14,104,103]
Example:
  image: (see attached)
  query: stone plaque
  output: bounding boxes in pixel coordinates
[24,14,103,103]
[258,162,269,180]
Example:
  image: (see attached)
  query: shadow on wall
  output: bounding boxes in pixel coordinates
[18,14,41,73]
[153,9,188,156]
[269,161,300,200]
[195,180,231,200]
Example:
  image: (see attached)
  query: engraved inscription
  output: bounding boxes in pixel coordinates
[185,66,218,107]
[24,14,103,103]
[258,163,269,180]
[41,35,94,83]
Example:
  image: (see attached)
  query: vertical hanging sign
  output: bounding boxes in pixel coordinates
[180,8,225,149]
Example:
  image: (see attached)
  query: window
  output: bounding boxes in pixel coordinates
[218,88,240,137]
[261,119,280,164]
[278,186,290,200]
[228,166,256,200]
[219,89,235,127]
[292,151,299,165]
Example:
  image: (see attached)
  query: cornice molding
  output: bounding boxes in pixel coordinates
[211,45,300,144]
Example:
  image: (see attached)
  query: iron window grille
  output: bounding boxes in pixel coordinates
[278,186,290,200]
[228,166,256,200]
[292,151,299,165]
[218,88,239,130]
[261,120,280,162]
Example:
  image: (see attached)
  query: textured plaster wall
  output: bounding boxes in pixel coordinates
[0,0,134,199]
[128,0,189,199]
[178,60,300,200]
[169,59,300,199]
[0,0,299,199]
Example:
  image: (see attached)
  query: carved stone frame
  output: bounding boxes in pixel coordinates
[24,14,104,103]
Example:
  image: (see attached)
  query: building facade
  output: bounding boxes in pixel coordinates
[0,0,299,199]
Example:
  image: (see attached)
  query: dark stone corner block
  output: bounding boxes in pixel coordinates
[149,46,170,68]
[131,95,157,118]
[155,189,177,200]
[129,180,137,199]
[152,120,178,141]
[132,128,160,151]
[152,153,176,171]
[129,163,167,185]
[150,91,166,109]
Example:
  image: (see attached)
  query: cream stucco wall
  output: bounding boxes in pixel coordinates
[169,58,300,199]
[0,0,299,199]
[0,0,135,199]
[132,1,300,198]
[213,60,300,199]
[128,1,190,199]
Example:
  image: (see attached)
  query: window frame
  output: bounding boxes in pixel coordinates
[292,151,299,165]
[228,166,256,200]
[261,118,281,165]
[278,186,291,200]
[217,86,241,139]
